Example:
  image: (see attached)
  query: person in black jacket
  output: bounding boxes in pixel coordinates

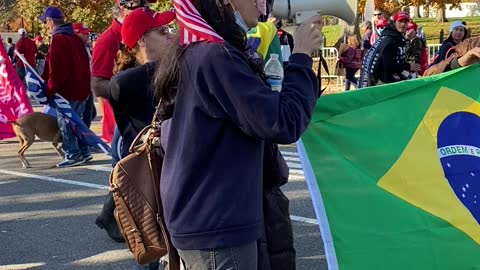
[108,7,175,270]
[359,12,420,88]
[435,21,467,64]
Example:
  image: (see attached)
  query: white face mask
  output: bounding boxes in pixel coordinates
[228,1,250,33]
[234,10,250,33]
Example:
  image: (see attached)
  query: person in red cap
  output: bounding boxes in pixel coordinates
[92,0,158,246]
[73,23,91,46]
[359,11,420,87]
[405,21,427,77]
[73,22,97,129]
[375,18,389,37]
[109,7,175,270]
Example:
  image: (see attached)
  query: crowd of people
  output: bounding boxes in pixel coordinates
[337,8,478,91]
[6,0,480,269]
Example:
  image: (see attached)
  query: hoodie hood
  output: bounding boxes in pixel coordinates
[382,22,406,44]
[53,23,75,36]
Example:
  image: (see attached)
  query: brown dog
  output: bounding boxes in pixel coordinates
[8,112,63,168]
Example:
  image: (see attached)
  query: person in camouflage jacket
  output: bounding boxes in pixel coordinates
[405,22,424,72]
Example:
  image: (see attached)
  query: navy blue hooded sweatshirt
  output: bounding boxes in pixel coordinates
[160,41,319,250]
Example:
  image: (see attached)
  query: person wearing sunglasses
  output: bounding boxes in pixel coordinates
[109,7,175,270]
[370,8,385,45]
[93,0,158,246]
[38,6,92,167]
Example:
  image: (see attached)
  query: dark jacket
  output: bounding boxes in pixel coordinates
[359,23,410,88]
[160,41,319,250]
[436,38,457,64]
[109,61,158,156]
[15,37,37,68]
[340,47,363,70]
[406,37,424,65]
[376,23,411,84]
[7,43,15,62]
[43,23,91,101]
[257,143,296,270]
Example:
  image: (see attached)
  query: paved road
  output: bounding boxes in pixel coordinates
[0,120,327,270]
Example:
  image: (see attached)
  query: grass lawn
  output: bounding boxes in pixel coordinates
[322,16,480,47]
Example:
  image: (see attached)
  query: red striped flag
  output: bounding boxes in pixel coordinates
[173,0,224,45]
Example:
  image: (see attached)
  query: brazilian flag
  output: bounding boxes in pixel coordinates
[299,64,480,270]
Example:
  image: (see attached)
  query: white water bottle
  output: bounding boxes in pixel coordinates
[264,54,284,91]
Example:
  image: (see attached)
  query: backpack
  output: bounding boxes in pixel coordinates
[109,102,180,269]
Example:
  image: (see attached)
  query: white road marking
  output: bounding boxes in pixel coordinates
[83,165,113,172]
[290,215,318,225]
[283,156,301,162]
[0,169,315,225]
[287,162,303,169]
[0,169,109,190]
[0,263,46,269]
[281,150,299,157]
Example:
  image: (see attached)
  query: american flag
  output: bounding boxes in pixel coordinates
[173,0,224,46]
[16,50,111,155]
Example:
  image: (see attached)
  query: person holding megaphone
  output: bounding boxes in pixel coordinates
[154,0,323,269]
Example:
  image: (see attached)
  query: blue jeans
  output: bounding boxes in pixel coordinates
[111,126,123,167]
[178,242,257,270]
[36,59,46,76]
[135,261,160,270]
[57,100,91,160]
[82,94,97,128]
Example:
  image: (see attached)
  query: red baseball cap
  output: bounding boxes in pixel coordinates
[393,11,410,22]
[73,23,90,35]
[121,8,175,49]
[115,0,158,6]
[407,21,418,31]
[376,18,389,28]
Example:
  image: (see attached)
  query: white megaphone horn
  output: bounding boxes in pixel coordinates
[272,0,358,25]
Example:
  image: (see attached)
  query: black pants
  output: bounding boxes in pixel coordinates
[345,68,359,91]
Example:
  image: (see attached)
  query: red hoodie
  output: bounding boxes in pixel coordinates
[15,37,37,68]
[42,23,91,101]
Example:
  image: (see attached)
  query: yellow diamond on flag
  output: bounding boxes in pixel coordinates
[378,88,480,244]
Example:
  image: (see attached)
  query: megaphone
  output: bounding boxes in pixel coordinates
[272,0,358,25]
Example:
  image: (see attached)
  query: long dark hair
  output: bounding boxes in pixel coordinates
[154,0,258,104]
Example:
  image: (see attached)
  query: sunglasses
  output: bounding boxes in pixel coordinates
[145,26,171,36]
[374,13,383,16]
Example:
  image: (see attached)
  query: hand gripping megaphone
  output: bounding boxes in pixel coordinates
[272,0,358,25]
